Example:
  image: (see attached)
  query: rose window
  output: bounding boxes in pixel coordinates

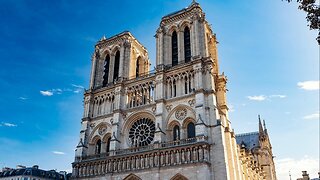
[129,118,155,147]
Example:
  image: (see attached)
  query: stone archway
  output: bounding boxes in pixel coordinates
[171,173,188,180]
[123,173,141,180]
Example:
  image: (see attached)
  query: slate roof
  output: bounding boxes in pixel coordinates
[0,167,66,180]
[236,132,260,150]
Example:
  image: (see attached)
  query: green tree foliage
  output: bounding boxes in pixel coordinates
[285,0,320,44]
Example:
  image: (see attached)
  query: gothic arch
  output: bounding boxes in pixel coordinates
[101,48,111,59]
[88,122,112,144]
[102,133,112,143]
[167,120,181,130]
[123,173,141,180]
[171,173,188,180]
[182,117,196,129]
[90,135,101,145]
[166,104,196,126]
[167,25,179,36]
[178,20,192,31]
[110,45,121,56]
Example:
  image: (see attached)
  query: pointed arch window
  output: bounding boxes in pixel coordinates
[95,139,101,154]
[103,54,110,87]
[173,125,180,141]
[113,51,120,82]
[172,31,178,66]
[184,26,191,62]
[187,122,195,138]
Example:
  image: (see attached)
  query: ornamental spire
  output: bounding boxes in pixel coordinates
[258,115,264,135]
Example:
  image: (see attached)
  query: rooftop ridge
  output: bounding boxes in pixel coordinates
[236,131,259,137]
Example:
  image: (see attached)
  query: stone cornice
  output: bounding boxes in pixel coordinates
[96,31,148,54]
[160,2,203,25]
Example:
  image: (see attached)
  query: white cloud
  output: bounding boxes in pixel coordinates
[269,94,286,98]
[0,122,17,127]
[247,95,267,101]
[52,151,65,155]
[40,84,84,96]
[276,156,319,180]
[18,97,28,100]
[71,84,85,94]
[247,94,287,101]
[40,90,53,96]
[303,111,320,120]
[297,80,319,90]
[71,84,84,89]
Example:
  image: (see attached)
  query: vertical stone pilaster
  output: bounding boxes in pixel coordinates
[154,102,165,143]
[193,63,203,90]
[178,30,184,63]
[156,33,160,66]
[109,54,115,83]
[211,126,231,180]
[155,74,164,100]
[119,45,125,79]
[193,17,199,57]
[110,112,121,151]
[89,52,97,89]
[159,29,164,65]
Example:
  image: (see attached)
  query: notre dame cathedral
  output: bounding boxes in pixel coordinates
[71,1,277,180]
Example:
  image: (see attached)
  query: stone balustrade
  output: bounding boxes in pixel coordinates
[72,136,210,178]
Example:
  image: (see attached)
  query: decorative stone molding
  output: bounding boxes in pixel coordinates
[98,126,107,136]
[166,105,173,111]
[175,108,187,120]
[188,99,195,106]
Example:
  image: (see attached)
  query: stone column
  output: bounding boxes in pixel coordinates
[109,54,115,83]
[193,16,199,57]
[178,30,184,63]
[154,74,165,143]
[165,34,171,65]
[119,45,125,80]
[89,52,98,89]
[110,86,123,152]
[193,63,207,136]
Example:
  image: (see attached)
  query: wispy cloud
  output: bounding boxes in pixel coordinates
[276,156,319,180]
[71,84,84,89]
[297,80,319,90]
[71,84,85,93]
[269,94,286,98]
[40,84,85,96]
[18,96,28,100]
[247,94,286,101]
[247,95,267,101]
[40,90,53,96]
[0,122,17,127]
[52,151,65,155]
[303,111,319,120]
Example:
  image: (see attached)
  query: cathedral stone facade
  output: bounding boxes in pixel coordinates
[72,1,277,180]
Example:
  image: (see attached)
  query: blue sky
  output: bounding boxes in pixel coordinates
[0,0,318,179]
